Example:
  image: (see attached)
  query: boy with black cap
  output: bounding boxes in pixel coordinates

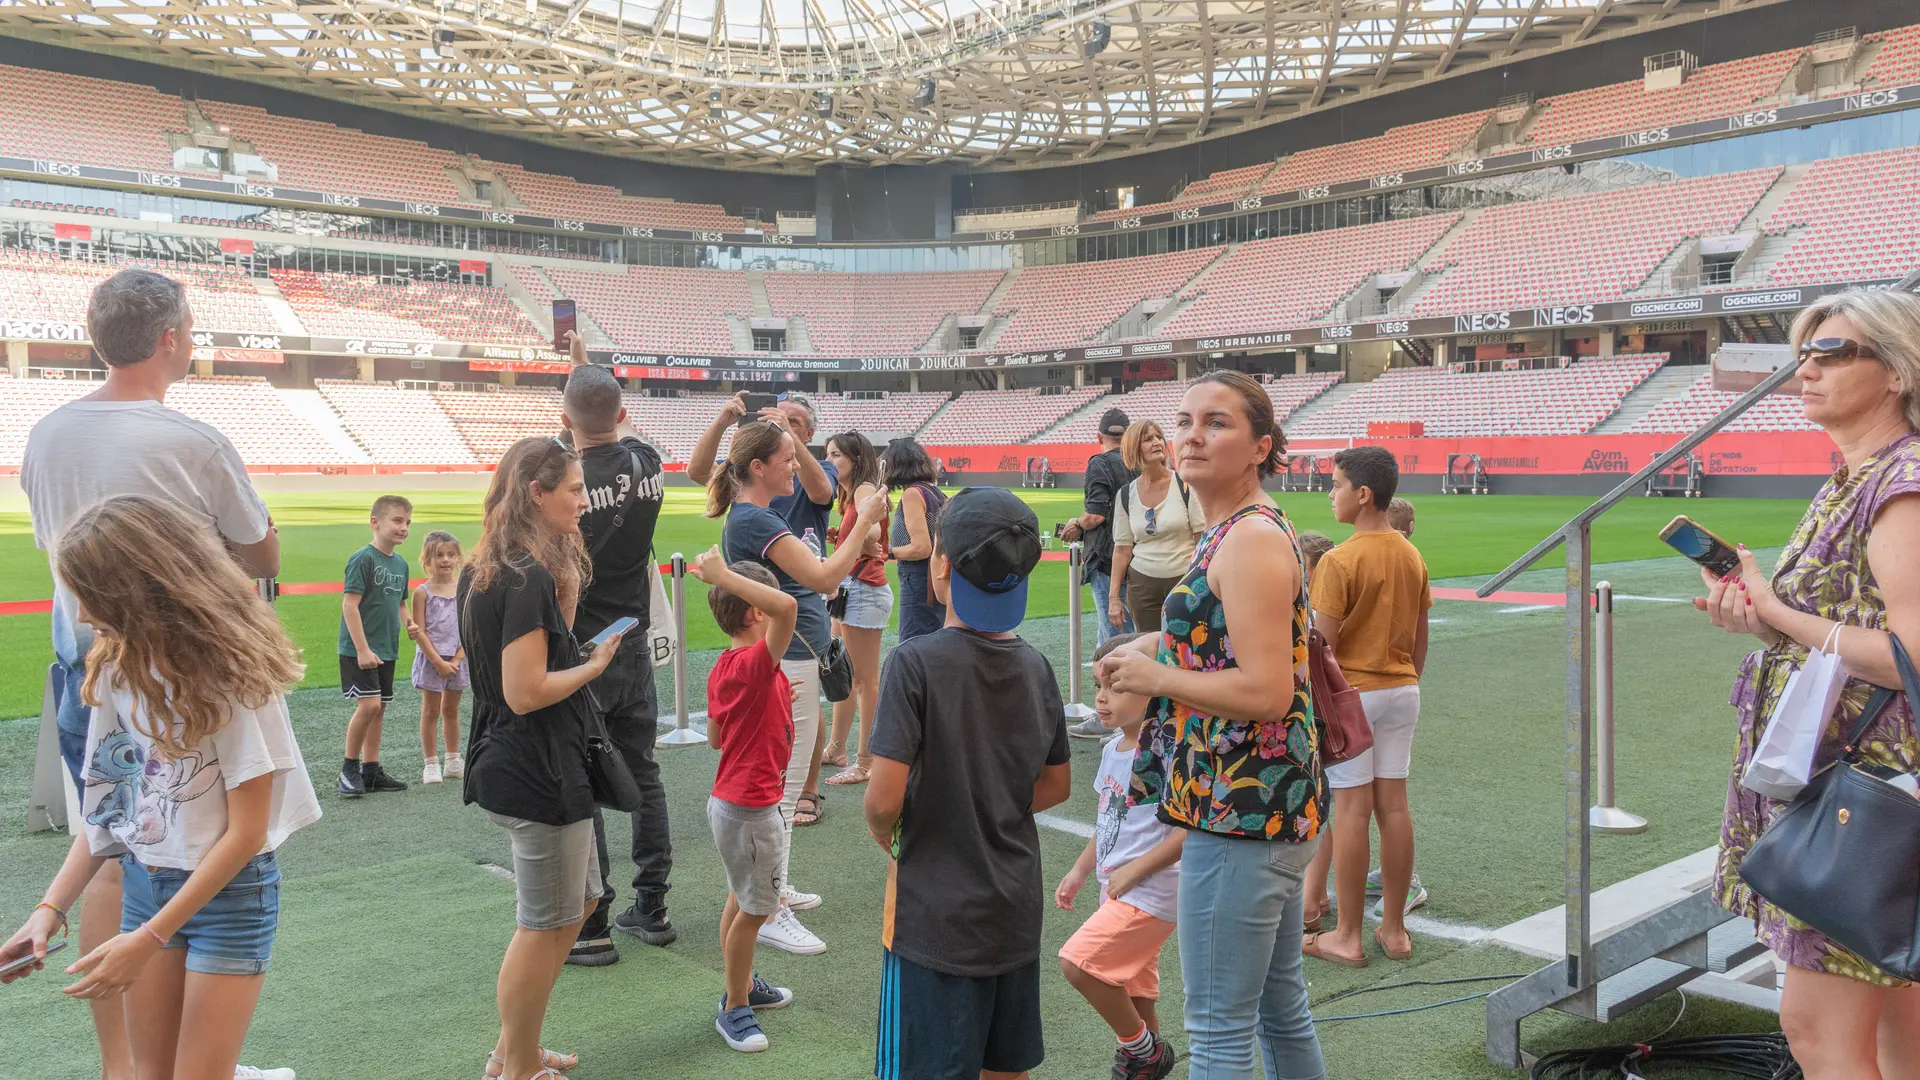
[865,487,1075,1080]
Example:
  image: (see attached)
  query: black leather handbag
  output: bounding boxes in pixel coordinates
[585,718,642,813]
[799,634,855,703]
[1739,633,1920,981]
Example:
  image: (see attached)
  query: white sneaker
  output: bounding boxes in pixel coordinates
[1370,885,1429,920]
[442,752,465,779]
[782,885,821,911]
[234,1067,296,1080]
[421,758,443,785]
[756,906,827,955]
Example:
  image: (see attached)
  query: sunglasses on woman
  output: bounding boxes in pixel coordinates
[1799,338,1881,367]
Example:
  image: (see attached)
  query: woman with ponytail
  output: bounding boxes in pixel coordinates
[708,418,885,954]
[461,437,622,1080]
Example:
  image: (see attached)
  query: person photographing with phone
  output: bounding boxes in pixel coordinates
[1690,290,1920,1079]
[458,436,621,1080]
[557,330,675,967]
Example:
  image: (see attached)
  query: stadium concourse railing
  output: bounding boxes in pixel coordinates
[1477,359,1797,1068]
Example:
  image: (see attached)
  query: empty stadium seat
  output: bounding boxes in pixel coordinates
[1258,112,1491,195]
[1760,145,1920,285]
[1088,162,1275,222]
[517,264,749,354]
[1627,371,1817,433]
[1524,48,1805,148]
[271,269,542,345]
[315,380,479,465]
[762,272,1005,355]
[0,374,94,466]
[988,249,1222,353]
[918,387,1109,445]
[1289,356,1666,438]
[1412,170,1780,315]
[0,251,279,334]
[811,393,952,442]
[1037,373,1338,444]
[166,376,355,465]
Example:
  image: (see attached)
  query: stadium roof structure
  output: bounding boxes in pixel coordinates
[1,0,1783,171]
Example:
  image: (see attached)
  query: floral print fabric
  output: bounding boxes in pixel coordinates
[1132,503,1324,842]
[1717,433,1920,986]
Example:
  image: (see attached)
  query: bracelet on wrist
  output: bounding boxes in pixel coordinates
[33,902,66,927]
[139,923,167,948]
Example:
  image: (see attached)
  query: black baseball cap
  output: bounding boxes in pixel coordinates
[940,487,1043,633]
[1099,408,1130,437]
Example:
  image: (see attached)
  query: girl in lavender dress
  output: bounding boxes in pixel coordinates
[409,531,469,786]
[1696,290,1920,1078]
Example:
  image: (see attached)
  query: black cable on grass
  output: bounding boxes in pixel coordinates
[1528,1033,1801,1079]
[1309,973,1531,1023]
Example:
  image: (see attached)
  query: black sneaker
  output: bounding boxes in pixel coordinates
[614,903,677,946]
[360,763,408,793]
[565,935,620,967]
[337,766,366,797]
[1112,1033,1176,1080]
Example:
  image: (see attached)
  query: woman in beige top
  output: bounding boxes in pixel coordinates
[1109,419,1207,634]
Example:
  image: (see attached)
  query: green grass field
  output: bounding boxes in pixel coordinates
[0,488,1803,1077]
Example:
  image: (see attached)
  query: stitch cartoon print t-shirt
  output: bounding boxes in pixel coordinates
[80,663,322,871]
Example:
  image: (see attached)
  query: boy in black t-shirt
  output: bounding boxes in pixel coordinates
[864,487,1073,1080]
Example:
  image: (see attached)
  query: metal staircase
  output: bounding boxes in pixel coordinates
[1479,361,1796,1068]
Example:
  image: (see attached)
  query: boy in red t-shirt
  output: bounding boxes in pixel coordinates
[689,546,801,1053]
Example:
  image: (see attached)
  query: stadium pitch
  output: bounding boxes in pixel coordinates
[0,489,1803,1077]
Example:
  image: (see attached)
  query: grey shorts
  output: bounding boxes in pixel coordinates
[486,813,603,931]
[840,578,895,631]
[707,796,788,917]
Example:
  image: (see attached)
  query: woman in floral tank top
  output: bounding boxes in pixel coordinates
[1099,371,1326,1080]
[1696,291,1920,1077]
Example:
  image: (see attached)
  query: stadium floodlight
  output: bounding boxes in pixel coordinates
[913,77,937,108]
[1083,20,1110,57]
[812,90,834,116]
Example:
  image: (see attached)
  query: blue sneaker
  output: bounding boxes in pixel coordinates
[717,998,769,1052]
[749,974,794,1010]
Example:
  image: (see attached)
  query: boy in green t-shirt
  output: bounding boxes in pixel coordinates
[338,495,414,797]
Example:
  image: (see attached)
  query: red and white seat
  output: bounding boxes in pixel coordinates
[1628,372,1818,433]
[918,387,1108,445]
[1289,356,1666,438]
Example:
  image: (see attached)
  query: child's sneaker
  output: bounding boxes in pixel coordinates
[781,884,821,911]
[337,766,366,797]
[234,1067,297,1080]
[443,752,465,779]
[748,974,793,1010]
[716,998,769,1052]
[756,906,826,955]
[361,762,408,793]
[1112,1032,1176,1080]
[422,758,443,785]
[1370,884,1429,920]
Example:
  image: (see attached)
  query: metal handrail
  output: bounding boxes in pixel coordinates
[1473,356,1798,991]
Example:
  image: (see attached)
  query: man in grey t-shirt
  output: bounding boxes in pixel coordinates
[20,268,279,1080]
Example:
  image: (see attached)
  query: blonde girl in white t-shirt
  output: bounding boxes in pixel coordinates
[0,495,320,1080]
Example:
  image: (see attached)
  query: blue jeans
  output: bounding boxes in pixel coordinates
[119,852,281,976]
[1179,830,1326,1080]
[1090,569,1133,646]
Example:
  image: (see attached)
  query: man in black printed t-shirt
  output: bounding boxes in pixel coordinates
[559,332,671,966]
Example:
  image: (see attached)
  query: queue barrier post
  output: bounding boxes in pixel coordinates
[659,552,705,747]
[1064,541,1094,724]
[1589,581,1646,834]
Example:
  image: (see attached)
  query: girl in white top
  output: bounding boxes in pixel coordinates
[0,495,319,1080]
[1109,419,1207,634]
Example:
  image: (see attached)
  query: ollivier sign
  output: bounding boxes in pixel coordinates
[929,431,1844,477]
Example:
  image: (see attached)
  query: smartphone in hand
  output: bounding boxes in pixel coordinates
[1660,515,1740,577]
[552,299,577,354]
[588,616,639,648]
[738,393,778,425]
[0,938,67,978]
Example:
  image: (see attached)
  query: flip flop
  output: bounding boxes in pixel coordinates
[1301,933,1368,969]
[1373,928,1413,962]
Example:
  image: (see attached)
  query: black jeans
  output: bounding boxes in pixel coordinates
[584,644,671,936]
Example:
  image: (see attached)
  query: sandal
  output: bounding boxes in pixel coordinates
[1301,933,1369,969]
[825,765,870,786]
[1302,897,1331,934]
[822,744,849,769]
[485,1049,578,1078]
[1373,927,1413,962]
[794,791,824,826]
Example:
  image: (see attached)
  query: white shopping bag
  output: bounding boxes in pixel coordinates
[646,559,676,669]
[1742,623,1847,800]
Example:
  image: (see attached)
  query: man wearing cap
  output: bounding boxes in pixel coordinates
[865,487,1075,1080]
[1061,408,1139,734]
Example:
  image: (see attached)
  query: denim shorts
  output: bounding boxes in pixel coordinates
[840,578,895,631]
[487,813,602,931]
[118,852,281,976]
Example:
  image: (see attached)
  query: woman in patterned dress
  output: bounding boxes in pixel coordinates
[1698,289,1920,1078]
[1098,370,1326,1080]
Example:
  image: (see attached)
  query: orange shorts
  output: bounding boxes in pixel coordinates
[1058,897,1176,1000]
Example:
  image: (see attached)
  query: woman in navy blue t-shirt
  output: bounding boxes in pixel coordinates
[706,419,885,955]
